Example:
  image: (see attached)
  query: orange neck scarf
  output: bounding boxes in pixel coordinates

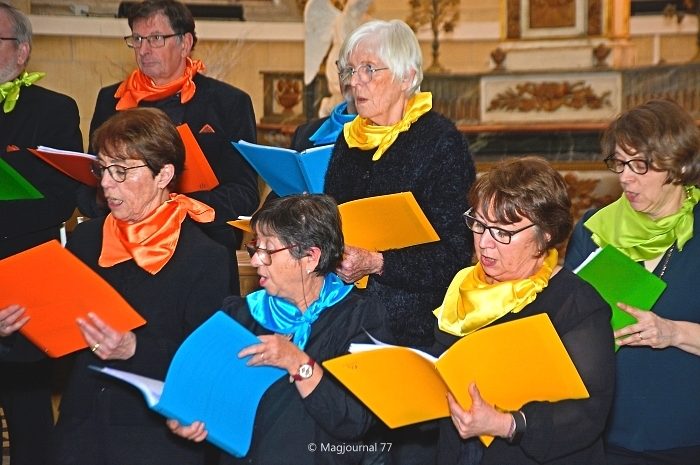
[114,58,205,110]
[99,193,214,274]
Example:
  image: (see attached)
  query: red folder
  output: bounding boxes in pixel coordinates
[28,146,98,187]
[0,241,146,357]
[175,124,219,193]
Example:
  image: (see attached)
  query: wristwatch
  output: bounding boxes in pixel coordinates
[290,358,315,383]
[508,410,527,444]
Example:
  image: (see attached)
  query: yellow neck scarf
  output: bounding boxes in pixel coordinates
[343,91,432,161]
[434,249,558,337]
[0,71,45,113]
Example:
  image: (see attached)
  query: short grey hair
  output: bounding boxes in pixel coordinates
[0,2,32,53]
[337,19,423,97]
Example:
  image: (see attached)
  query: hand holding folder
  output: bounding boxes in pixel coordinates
[0,240,145,357]
[91,311,285,458]
[323,313,589,445]
[573,245,667,348]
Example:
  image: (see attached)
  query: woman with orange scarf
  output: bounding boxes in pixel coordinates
[433,157,615,465]
[47,108,230,465]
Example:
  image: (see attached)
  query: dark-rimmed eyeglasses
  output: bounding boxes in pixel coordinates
[124,33,182,49]
[0,37,18,42]
[463,208,536,245]
[91,162,149,183]
[337,63,389,83]
[245,240,298,266]
[604,155,651,175]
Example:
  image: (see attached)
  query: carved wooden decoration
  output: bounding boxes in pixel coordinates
[487,81,612,112]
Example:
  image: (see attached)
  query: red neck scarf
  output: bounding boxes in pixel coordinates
[99,193,214,274]
[114,58,205,110]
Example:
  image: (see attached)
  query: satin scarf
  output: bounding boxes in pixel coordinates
[99,193,215,274]
[434,249,558,337]
[0,71,45,113]
[114,58,204,110]
[343,91,432,161]
[246,273,353,350]
[309,101,356,145]
[585,186,700,261]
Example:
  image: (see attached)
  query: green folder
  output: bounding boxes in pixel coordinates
[0,157,43,200]
[574,245,667,349]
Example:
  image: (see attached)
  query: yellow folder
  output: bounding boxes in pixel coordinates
[323,313,589,443]
[228,192,438,287]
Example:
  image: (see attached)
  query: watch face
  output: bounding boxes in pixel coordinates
[298,363,313,379]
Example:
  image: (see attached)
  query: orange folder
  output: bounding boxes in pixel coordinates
[175,124,219,193]
[28,146,98,187]
[0,240,146,357]
[323,313,589,444]
[228,192,438,248]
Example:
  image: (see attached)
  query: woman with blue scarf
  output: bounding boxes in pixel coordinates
[565,99,700,465]
[169,194,389,465]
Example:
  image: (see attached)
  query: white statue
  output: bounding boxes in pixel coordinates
[304,0,372,117]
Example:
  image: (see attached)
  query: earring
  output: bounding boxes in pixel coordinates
[306,268,312,274]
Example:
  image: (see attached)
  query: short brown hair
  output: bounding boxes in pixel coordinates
[468,156,572,253]
[602,99,700,186]
[127,0,197,49]
[91,107,184,181]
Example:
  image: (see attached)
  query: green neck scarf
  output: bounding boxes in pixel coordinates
[0,71,45,113]
[585,186,700,261]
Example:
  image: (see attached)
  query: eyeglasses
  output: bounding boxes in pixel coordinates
[0,37,18,42]
[124,33,182,49]
[604,155,651,175]
[91,162,149,183]
[463,208,537,245]
[337,63,389,83]
[245,240,298,266]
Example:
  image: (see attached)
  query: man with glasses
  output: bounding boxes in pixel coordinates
[80,0,258,294]
[0,3,83,464]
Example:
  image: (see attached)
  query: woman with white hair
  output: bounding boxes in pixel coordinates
[324,19,476,465]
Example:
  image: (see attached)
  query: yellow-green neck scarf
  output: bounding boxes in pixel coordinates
[434,249,558,337]
[0,71,45,114]
[343,91,432,161]
[585,186,700,261]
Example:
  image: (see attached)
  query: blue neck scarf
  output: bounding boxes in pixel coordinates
[309,102,356,145]
[246,273,353,349]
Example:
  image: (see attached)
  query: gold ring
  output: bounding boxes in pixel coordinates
[91,343,100,352]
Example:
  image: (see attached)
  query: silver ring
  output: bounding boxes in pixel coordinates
[91,343,101,352]
[638,333,644,341]
[260,352,265,360]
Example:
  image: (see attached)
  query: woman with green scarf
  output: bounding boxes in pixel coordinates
[565,99,700,465]
[434,157,615,465]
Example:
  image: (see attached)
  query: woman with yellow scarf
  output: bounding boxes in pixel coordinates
[565,99,700,465]
[434,157,615,465]
[324,19,476,465]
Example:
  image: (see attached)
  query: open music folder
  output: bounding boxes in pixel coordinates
[91,311,285,458]
[323,313,589,445]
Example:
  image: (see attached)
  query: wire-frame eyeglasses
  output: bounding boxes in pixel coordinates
[245,240,298,265]
[337,63,389,83]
